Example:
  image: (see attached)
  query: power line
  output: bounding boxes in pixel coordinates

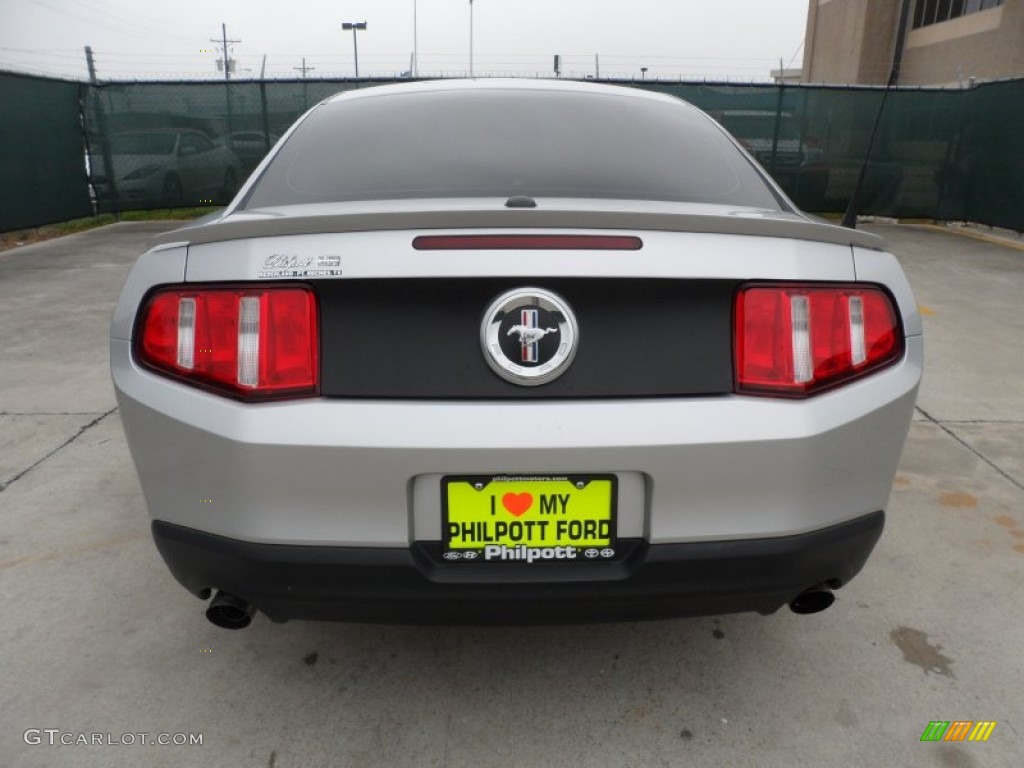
[786,40,805,70]
[0,46,787,82]
[71,0,209,40]
[23,0,200,46]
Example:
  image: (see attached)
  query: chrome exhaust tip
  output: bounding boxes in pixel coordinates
[205,590,254,629]
[789,586,835,615]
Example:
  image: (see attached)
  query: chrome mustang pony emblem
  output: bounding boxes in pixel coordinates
[481,288,579,386]
[507,323,558,344]
[509,310,557,362]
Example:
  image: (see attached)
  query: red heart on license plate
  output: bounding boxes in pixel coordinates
[502,492,533,517]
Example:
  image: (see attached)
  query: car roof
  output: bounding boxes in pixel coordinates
[322,77,690,110]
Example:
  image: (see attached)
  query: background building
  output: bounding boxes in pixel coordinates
[802,0,1023,86]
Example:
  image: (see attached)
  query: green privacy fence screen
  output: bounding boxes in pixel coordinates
[0,72,93,231]
[646,79,1024,230]
[2,71,1022,233]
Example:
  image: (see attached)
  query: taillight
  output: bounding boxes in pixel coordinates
[137,285,318,400]
[412,235,643,250]
[734,283,902,397]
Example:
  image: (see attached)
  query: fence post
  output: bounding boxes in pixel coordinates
[85,46,119,219]
[770,81,785,178]
[224,80,235,160]
[260,79,271,156]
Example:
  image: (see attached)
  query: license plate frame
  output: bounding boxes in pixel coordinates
[441,474,617,564]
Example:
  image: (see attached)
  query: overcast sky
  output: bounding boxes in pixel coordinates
[0,0,809,82]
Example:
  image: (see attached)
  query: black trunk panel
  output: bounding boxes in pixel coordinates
[316,278,738,399]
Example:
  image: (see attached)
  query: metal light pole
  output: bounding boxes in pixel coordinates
[469,0,474,77]
[342,21,367,78]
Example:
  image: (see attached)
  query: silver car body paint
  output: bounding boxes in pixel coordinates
[111,219,922,548]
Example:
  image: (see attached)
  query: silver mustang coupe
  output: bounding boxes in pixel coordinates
[111,79,922,629]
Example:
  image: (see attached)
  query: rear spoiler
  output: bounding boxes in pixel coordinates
[149,208,885,251]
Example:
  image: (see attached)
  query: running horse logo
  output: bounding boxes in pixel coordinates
[507,309,558,362]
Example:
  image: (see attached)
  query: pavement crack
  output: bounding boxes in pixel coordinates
[942,419,1024,425]
[916,406,1024,493]
[0,407,118,493]
[0,411,109,417]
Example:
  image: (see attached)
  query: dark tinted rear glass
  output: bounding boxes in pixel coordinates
[242,87,782,210]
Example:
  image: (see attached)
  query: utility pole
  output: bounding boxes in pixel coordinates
[295,58,314,111]
[413,0,418,77]
[211,23,240,153]
[84,45,119,218]
[595,53,600,80]
[341,21,367,78]
[210,22,241,81]
[469,0,474,77]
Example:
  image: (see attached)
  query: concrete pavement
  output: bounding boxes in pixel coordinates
[1,221,1021,767]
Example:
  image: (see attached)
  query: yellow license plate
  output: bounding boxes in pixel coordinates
[442,475,617,563]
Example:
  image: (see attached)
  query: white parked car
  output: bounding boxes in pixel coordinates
[91,130,241,207]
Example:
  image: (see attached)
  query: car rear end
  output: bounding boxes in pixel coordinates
[111,80,922,627]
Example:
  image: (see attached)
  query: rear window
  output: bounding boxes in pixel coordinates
[241,88,783,210]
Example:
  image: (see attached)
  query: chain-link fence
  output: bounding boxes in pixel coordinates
[2,71,1022,233]
[646,80,1024,227]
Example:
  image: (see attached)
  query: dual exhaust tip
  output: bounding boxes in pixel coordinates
[203,585,836,628]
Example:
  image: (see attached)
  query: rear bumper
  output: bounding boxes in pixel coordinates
[153,511,884,625]
[113,336,921,547]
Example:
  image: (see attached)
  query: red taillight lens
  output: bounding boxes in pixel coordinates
[137,285,318,400]
[735,283,902,397]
